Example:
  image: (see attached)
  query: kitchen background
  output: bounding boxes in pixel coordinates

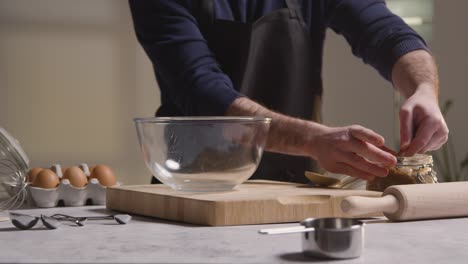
[0,0,466,185]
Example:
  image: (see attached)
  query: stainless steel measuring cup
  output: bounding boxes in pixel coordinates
[259,218,365,259]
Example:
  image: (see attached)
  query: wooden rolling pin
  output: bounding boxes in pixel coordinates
[341,182,468,221]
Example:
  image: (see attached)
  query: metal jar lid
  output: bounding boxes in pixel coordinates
[396,154,433,167]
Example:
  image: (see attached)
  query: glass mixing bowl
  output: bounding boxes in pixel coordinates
[134,116,271,192]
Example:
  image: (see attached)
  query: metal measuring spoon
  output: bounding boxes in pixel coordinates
[77,214,132,224]
[48,214,80,225]
[50,213,131,226]
[9,212,61,230]
[40,215,61,229]
[9,212,39,230]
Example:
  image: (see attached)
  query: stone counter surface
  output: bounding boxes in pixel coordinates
[0,205,467,263]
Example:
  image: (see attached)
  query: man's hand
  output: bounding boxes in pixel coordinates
[227,97,398,180]
[392,50,448,156]
[310,125,397,181]
[399,85,449,156]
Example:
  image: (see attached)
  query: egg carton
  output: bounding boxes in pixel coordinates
[2,163,120,208]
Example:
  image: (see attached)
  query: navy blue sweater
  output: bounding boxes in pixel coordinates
[129,0,427,116]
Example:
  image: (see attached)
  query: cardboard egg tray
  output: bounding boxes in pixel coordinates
[3,163,120,208]
[27,178,120,207]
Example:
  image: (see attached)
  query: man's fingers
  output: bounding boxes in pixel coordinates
[379,145,398,156]
[349,126,384,146]
[421,127,449,153]
[399,107,413,152]
[341,153,389,177]
[404,117,440,156]
[344,138,397,167]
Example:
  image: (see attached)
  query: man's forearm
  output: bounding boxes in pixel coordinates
[226,97,324,158]
[391,49,439,98]
[391,49,448,154]
[226,96,397,179]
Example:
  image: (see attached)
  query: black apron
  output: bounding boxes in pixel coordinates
[200,0,325,183]
[152,0,324,184]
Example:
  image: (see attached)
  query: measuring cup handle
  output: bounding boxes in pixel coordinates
[258,226,315,235]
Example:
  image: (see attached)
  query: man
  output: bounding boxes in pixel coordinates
[129,0,448,183]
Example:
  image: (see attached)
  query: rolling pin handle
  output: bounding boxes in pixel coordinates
[341,195,399,216]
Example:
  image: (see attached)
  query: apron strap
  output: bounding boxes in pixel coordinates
[196,0,214,31]
[284,0,306,27]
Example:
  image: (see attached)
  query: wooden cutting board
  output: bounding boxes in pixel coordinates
[106,180,382,226]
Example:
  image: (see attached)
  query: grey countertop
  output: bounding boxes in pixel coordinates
[1,205,467,263]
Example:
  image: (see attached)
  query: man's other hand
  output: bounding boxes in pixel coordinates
[399,85,449,156]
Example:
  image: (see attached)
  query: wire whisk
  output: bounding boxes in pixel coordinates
[0,158,29,211]
[0,127,30,212]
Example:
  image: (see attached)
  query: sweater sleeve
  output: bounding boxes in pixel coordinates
[324,0,429,81]
[128,0,242,116]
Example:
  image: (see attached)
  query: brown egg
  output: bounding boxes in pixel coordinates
[27,167,43,183]
[90,164,116,186]
[62,166,88,188]
[32,169,60,189]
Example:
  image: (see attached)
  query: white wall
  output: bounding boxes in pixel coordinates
[0,0,159,185]
[431,0,468,163]
[1,0,466,185]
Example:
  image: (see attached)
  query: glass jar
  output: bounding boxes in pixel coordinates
[366,154,438,192]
